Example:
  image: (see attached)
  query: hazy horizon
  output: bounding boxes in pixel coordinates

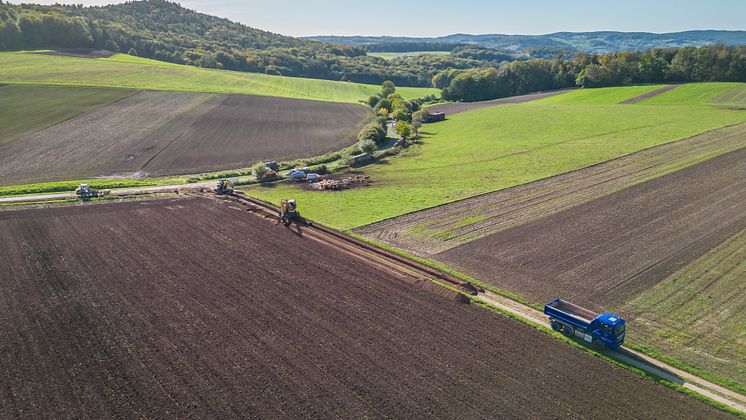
[6,0,746,38]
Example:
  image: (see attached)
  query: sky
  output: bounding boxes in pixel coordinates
[8,0,746,37]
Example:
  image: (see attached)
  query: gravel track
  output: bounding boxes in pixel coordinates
[0,197,730,419]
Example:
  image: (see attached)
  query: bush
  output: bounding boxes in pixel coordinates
[367,95,379,108]
[307,164,328,174]
[252,163,269,181]
[357,123,386,146]
[359,139,377,154]
[127,48,138,56]
[396,121,413,139]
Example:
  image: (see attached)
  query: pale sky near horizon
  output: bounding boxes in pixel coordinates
[7,0,746,37]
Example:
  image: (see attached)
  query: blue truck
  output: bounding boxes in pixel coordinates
[544,298,626,350]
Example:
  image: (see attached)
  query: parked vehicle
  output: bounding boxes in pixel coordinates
[306,173,320,182]
[544,298,626,350]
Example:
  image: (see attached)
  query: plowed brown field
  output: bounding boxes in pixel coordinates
[0,197,729,419]
[0,91,368,185]
[427,90,569,115]
[436,146,746,309]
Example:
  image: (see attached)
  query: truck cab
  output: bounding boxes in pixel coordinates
[590,312,626,349]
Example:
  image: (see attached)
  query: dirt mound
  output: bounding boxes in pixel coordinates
[35,49,115,59]
[414,279,470,303]
[620,84,680,104]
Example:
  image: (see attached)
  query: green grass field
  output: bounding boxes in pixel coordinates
[639,82,746,106]
[0,84,132,145]
[623,230,746,390]
[368,51,451,60]
[536,85,667,104]
[0,52,438,103]
[245,101,746,230]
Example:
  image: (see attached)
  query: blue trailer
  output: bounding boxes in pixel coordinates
[544,298,626,350]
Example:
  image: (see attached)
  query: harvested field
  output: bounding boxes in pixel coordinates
[620,85,680,104]
[357,122,746,255]
[435,145,746,310]
[0,90,369,185]
[624,229,746,387]
[141,94,369,176]
[0,84,133,146]
[427,90,568,115]
[0,197,729,419]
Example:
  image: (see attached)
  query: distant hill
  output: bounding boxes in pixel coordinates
[306,30,746,53]
[0,0,484,87]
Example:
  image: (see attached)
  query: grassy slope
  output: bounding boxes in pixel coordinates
[640,82,746,105]
[623,230,746,388]
[0,52,438,103]
[536,85,667,104]
[245,101,746,230]
[0,84,132,145]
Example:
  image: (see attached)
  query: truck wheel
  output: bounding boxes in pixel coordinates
[562,326,574,337]
[550,321,561,332]
[592,340,606,352]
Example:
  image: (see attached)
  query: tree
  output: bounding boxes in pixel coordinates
[378,107,389,118]
[357,123,386,145]
[411,110,426,138]
[252,163,268,181]
[382,80,396,97]
[359,138,377,154]
[367,95,379,108]
[127,47,138,56]
[103,39,119,53]
[396,121,413,139]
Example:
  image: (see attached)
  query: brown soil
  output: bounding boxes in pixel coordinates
[0,92,369,185]
[436,146,746,311]
[427,89,572,115]
[0,197,728,419]
[620,85,680,104]
[357,122,746,256]
[35,49,116,59]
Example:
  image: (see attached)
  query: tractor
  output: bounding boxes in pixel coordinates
[75,183,109,200]
[279,199,312,227]
[216,179,234,195]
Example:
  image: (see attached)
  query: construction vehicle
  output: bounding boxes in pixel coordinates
[544,298,626,351]
[279,198,311,227]
[216,179,234,195]
[75,183,109,200]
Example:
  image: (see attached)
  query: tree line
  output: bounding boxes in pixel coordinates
[438,45,746,102]
[0,1,489,87]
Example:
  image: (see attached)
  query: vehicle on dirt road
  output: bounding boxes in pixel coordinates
[75,183,109,200]
[279,198,313,227]
[216,179,234,195]
[544,298,626,350]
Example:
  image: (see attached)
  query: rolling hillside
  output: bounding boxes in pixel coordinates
[0,52,438,103]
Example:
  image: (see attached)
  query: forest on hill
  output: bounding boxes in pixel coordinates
[1,0,745,102]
